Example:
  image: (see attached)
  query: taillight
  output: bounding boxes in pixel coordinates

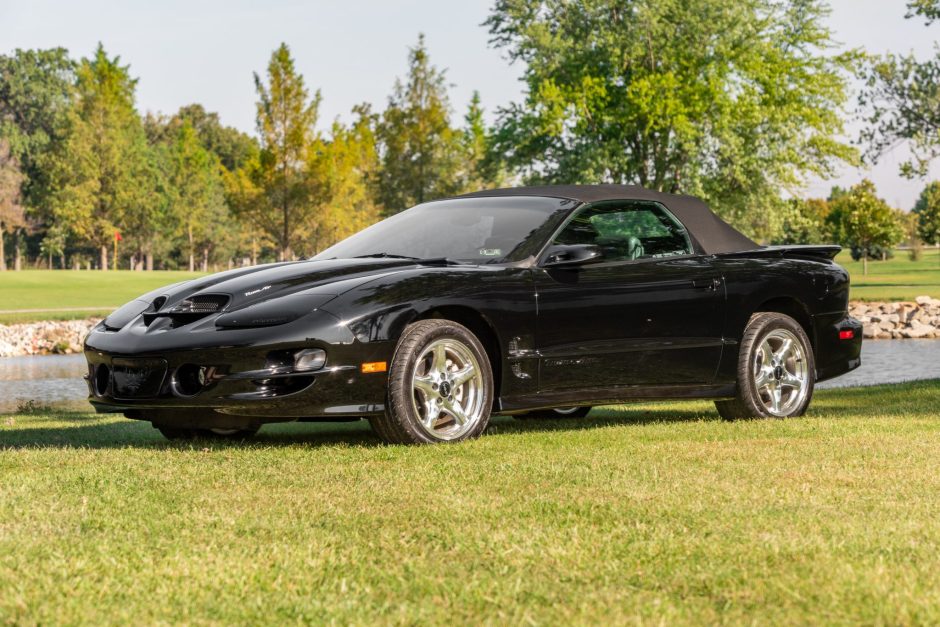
[839,329,854,340]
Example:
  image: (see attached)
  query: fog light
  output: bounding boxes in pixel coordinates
[294,348,326,371]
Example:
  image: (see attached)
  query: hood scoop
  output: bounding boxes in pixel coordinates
[144,293,230,327]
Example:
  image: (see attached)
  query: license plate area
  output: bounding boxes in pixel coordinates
[111,358,168,399]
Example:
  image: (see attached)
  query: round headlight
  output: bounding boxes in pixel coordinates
[294,349,326,372]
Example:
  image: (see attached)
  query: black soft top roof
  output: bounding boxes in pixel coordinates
[456,184,759,255]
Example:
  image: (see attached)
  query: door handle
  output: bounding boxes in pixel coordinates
[692,278,720,290]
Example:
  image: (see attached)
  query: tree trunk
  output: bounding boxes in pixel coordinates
[201,248,208,273]
[862,253,868,276]
[48,251,52,269]
[60,253,65,270]
[0,228,6,271]
[188,224,195,272]
[100,244,109,271]
[14,230,22,271]
[146,252,154,271]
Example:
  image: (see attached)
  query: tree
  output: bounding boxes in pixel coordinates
[0,140,25,270]
[230,44,320,260]
[49,45,156,270]
[485,0,858,241]
[826,180,903,275]
[307,105,381,252]
[0,48,75,269]
[913,181,940,262]
[460,91,504,192]
[375,34,464,215]
[165,121,226,271]
[860,1,940,177]
[145,104,258,172]
[772,198,831,245]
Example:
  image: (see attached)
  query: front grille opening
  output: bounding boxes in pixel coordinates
[94,364,111,396]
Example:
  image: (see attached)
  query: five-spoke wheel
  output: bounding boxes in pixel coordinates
[371,319,493,444]
[410,338,486,441]
[716,312,815,420]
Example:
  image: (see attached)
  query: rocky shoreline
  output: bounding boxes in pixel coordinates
[0,318,101,358]
[851,297,940,339]
[0,298,938,357]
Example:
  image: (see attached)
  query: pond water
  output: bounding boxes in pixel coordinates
[0,340,938,413]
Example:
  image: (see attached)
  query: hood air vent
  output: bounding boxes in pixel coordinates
[144,294,230,327]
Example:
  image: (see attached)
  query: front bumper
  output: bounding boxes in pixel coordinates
[83,309,393,421]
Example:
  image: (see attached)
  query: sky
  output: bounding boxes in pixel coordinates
[2,0,937,209]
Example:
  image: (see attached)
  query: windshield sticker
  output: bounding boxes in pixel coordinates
[479,248,502,256]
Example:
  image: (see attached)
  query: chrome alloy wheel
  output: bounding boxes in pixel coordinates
[752,328,809,417]
[552,407,581,415]
[411,338,486,440]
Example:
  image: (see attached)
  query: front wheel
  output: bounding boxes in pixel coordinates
[715,312,815,420]
[370,319,493,444]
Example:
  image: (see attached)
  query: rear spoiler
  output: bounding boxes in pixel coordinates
[716,245,841,261]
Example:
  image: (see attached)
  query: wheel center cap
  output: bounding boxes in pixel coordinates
[439,381,452,397]
[774,365,784,380]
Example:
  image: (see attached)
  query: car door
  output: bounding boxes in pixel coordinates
[535,199,725,391]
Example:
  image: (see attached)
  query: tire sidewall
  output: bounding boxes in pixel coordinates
[386,320,494,444]
[737,313,815,419]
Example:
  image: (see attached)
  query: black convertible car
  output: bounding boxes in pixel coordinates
[85,185,862,444]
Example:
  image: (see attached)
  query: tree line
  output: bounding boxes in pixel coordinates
[2,0,940,272]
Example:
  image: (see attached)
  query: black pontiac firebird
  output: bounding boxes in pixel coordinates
[85,185,862,444]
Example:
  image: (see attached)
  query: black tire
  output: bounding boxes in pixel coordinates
[369,319,494,445]
[715,312,815,420]
[515,406,591,420]
[156,426,259,441]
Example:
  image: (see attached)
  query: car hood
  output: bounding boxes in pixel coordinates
[103,258,432,331]
[171,258,430,309]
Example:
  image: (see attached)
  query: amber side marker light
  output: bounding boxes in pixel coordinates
[361,361,387,373]
[839,329,855,340]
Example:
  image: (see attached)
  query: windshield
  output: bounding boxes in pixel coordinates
[314,196,578,264]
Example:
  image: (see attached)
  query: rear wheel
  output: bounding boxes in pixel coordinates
[515,406,591,419]
[370,319,493,444]
[715,312,814,420]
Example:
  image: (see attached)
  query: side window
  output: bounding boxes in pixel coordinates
[553,201,693,262]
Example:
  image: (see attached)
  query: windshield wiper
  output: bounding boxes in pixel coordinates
[352,253,470,266]
[352,253,422,260]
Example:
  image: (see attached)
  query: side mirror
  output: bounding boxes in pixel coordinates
[542,244,603,268]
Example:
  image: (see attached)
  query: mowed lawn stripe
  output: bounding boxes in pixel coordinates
[2,380,940,624]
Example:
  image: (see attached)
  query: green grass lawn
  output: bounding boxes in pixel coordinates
[0,249,938,325]
[836,247,940,301]
[0,270,203,324]
[3,380,940,624]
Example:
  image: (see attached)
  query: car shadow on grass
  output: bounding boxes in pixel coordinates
[2,380,938,450]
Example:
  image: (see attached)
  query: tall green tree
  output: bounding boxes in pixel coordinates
[165,121,226,271]
[460,91,503,192]
[861,1,940,177]
[229,44,320,260]
[146,104,258,172]
[486,0,858,241]
[0,48,75,268]
[49,45,156,270]
[375,34,463,214]
[913,181,940,262]
[0,140,25,270]
[826,180,903,275]
[307,105,381,251]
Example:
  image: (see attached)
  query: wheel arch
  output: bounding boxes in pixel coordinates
[414,305,503,404]
[754,296,815,351]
